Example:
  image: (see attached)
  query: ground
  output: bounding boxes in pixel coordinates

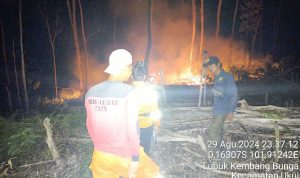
[151,104,300,178]
[1,96,300,178]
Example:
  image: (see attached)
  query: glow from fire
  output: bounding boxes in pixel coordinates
[165,67,205,85]
[59,88,83,100]
[69,1,273,92]
[115,1,268,85]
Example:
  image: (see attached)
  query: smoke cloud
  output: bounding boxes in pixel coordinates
[73,0,271,86]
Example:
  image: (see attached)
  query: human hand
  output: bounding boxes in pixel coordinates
[128,161,139,178]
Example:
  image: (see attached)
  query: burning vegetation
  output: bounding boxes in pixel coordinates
[58,88,83,100]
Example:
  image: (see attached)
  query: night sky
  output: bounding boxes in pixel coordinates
[0,0,299,114]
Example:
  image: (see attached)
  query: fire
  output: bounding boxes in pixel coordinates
[248,66,265,79]
[68,1,272,89]
[165,68,201,85]
[59,88,83,100]
[148,67,213,85]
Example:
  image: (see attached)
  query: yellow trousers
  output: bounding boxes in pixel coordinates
[89,147,160,178]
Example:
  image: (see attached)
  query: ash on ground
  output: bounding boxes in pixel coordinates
[150,105,300,178]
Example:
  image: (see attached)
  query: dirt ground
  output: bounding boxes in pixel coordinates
[150,104,300,178]
[3,102,300,178]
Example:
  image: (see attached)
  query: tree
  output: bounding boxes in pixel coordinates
[216,0,223,42]
[144,0,153,78]
[239,0,262,68]
[229,0,239,66]
[66,0,83,89]
[198,0,206,107]
[187,0,205,74]
[78,0,88,91]
[250,9,261,64]
[272,0,281,57]
[1,23,12,112]
[189,0,196,73]
[19,0,29,112]
[12,40,22,108]
[40,0,63,98]
[199,0,204,64]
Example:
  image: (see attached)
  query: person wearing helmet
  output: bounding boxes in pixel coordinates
[203,56,238,149]
[85,49,160,178]
[132,60,161,156]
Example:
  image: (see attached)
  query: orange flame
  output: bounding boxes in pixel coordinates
[70,1,272,89]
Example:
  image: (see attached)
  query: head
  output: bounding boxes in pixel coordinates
[203,56,222,75]
[104,49,133,81]
[132,60,146,81]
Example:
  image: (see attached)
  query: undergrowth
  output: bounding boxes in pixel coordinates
[0,107,92,177]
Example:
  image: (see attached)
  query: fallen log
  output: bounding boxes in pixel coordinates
[159,129,199,144]
[18,155,76,168]
[43,118,61,166]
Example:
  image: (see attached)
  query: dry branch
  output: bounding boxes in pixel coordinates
[159,129,210,161]
[58,137,91,143]
[159,129,199,143]
[19,155,76,169]
[43,117,61,165]
[19,159,57,168]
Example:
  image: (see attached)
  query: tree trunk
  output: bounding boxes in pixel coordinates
[216,0,223,42]
[244,30,249,67]
[66,0,83,89]
[1,24,12,112]
[12,40,22,108]
[189,0,196,73]
[51,42,58,98]
[144,0,153,78]
[43,118,61,165]
[249,13,261,68]
[229,0,239,66]
[19,0,29,112]
[258,13,262,55]
[199,0,204,66]
[41,2,59,98]
[78,0,88,91]
[272,0,280,57]
[198,0,206,107]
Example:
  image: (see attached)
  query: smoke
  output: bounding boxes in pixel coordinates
[85,56,107,86]
[113,1,270,82]
[71,54,107,89]
[72,1,272,87]
[113,0,194,83]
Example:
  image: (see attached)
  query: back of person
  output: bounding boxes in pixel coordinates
[85,80,139,158]
[85,49,160,178]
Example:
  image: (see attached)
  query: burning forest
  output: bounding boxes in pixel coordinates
[0,0,300,178]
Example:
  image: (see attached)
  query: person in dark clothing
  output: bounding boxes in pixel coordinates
[203,56,238,147]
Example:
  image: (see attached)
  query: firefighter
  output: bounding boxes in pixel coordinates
[203,56,238,148]
[132,61,161,156]
[85,49,160,178]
